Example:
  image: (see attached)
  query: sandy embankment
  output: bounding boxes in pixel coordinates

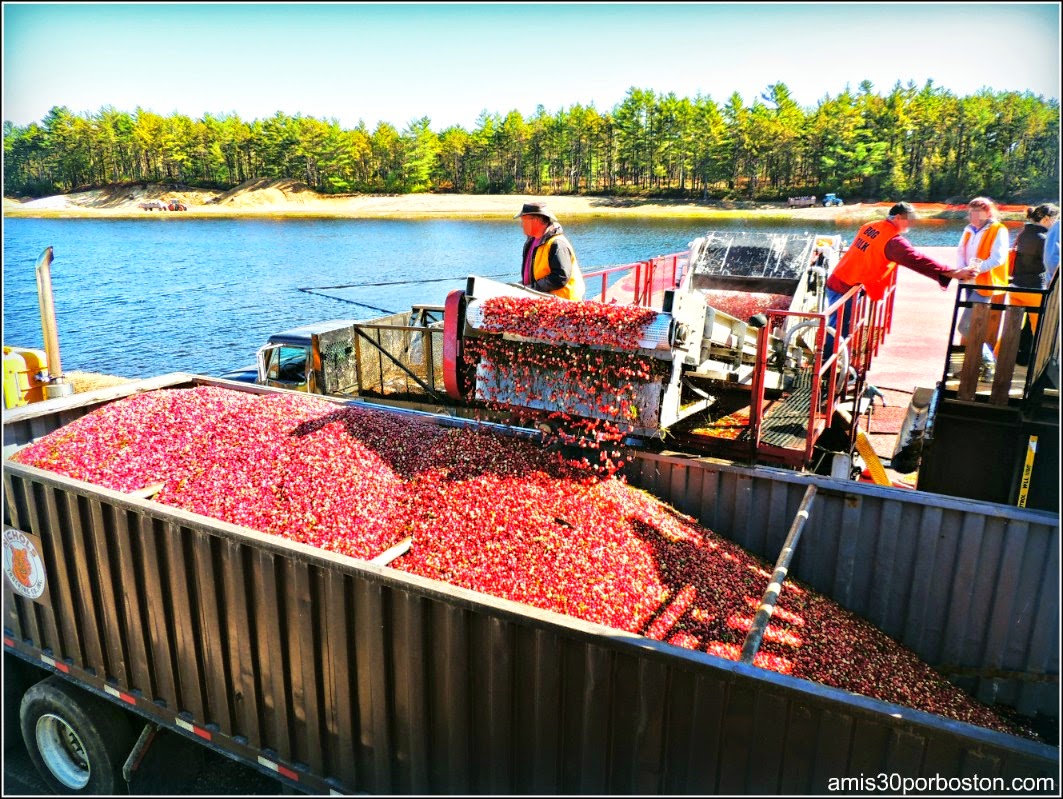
[3,178,1029,222]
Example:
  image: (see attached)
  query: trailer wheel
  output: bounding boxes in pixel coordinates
[4,654,44,751]
[20,676,136,794]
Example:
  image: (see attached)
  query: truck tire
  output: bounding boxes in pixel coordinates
[20,676,136,794]
[4,654,44,751]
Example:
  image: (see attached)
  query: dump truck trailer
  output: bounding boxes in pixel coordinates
[3,374,1058,794]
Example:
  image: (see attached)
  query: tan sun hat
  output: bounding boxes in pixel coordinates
[514,201,558,223]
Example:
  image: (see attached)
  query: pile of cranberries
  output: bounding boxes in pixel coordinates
[11,386,1031,737]
[478,295,660,350]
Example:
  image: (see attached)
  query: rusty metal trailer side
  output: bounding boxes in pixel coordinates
[3,375,1059,794]
[628,452,1060,719]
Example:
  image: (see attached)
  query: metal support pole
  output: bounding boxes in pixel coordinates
[739,484,817,665]
[34,246,75,399]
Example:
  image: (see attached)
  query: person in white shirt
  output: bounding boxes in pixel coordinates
[1044,217,1061,285]
[957,196,1011,350]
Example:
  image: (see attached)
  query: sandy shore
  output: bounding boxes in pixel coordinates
[3,178,1028,222]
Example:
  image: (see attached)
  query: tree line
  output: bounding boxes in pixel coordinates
[3,81,1059,202]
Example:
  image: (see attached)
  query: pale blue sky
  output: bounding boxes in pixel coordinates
[3,2,1060,131]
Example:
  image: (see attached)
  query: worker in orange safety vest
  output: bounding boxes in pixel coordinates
[823,202,978,362]
[956,197,1011,349]
[516,201,585,301]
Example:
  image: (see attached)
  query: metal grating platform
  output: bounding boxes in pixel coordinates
[760,369,814,449]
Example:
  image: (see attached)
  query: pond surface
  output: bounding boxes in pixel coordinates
[1,216,973,378]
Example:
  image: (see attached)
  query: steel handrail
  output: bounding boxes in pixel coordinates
[761,282,891,466]
[584,247,898,469]
[582,251,690,308]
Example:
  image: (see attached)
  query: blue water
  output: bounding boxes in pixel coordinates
[2,216,969,379]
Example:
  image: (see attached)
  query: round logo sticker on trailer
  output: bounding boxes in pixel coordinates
[3,529,47,600]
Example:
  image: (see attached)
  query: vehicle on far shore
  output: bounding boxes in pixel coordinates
[822,192,844,207]
[787,195,816,208]
[137,199,187,211]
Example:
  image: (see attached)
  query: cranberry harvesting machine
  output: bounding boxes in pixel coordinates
[439,231,873,472]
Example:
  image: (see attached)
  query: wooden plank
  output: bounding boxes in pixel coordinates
[883,728,927,781]
[439,602,471,792]
[684,671,727,794]
[1024,532,1060,675]
[868,499,902,634]
[528,628,562,792]
[958,303,990,400]
[848,718,890,776]
[1004,529,1050,672]
[964,517,1006,665]
[368,537,412,567]
[128,482,166,500]
[990,307,1024,404]
[810,709,854,789]
[424,329,436,392]
[697,467,720,533]
[668,462,689,518]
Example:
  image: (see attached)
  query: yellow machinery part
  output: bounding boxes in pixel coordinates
[1017,435,1038,508]
[855,430,892,486]
[3,346,48,408]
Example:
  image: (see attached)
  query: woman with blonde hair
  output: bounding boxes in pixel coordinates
[957,196,1011,359]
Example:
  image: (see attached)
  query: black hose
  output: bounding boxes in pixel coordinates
[297,288,395,315]
[300,273,509,290]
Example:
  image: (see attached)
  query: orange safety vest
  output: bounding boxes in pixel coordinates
[829,219,901,301]
[532,234,586,301]
[1007,269,1042,316]
[961,221,1010,297]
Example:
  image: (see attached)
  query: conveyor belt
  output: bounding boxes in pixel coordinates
[688,231,815,294]
[760,369,814,448]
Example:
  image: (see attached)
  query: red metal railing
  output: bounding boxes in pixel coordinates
[583,252,688,308]
[746,272,899,468]
[583,248,899,468]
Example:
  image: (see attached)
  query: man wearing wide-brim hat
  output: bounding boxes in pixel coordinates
[515,201,586,301]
